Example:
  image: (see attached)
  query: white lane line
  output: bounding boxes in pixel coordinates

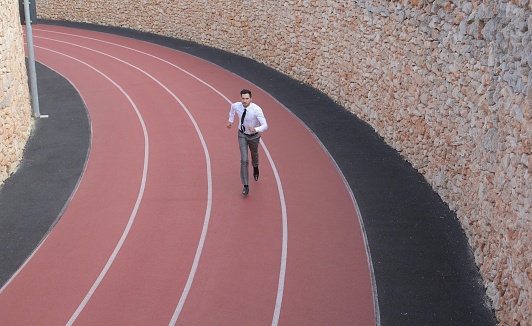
[267,93,381,324]
[30,45,150,325]
[34,34,214,324]
[260,143,287,326]
[35,28,288,326]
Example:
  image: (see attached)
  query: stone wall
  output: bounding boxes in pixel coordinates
[0,0,33,186]
[37,0,531,324]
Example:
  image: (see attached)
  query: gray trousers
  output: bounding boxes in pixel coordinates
[238,131,260,185]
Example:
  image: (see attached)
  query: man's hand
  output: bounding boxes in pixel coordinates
[248,126,256,133]
[227,122,232,128]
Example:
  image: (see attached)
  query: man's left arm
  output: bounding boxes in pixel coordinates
[250,108,268,133]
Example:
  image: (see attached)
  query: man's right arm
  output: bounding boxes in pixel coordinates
[227,103,235,128]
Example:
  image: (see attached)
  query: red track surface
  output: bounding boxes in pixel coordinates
[1,25,376,325]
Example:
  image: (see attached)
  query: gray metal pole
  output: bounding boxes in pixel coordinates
[23,0,40,118]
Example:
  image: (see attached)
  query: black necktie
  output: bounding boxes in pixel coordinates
[240,108,247,133]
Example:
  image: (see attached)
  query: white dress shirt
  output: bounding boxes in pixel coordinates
[228,102,268,134]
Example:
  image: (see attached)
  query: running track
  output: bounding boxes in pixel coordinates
[1,25,375,325]
[0,22,497,325]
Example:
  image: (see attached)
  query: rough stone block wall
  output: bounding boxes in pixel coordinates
[36,0,532,324]
[0,0,33,186]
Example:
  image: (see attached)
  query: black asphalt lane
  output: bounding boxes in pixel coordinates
[0,60,90,287]
[1,21,497,325]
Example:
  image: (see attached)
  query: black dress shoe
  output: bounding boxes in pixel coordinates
[253,167,259,181]
[242,185,249,195]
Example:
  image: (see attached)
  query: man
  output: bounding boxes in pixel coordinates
[227,89,268,195]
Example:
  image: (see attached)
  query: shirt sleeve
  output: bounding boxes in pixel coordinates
[228,103,236,123]
[254,107,268,133]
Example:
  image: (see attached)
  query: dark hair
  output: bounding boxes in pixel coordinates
[241,89,252,97]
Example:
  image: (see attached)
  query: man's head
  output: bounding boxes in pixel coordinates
[241,89,252,107]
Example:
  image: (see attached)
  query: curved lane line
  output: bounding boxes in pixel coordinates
[260,144,287,326]
[33,35,216,324]
[28,45,151,325]
[267,95,381,324]
[35,28,290,326]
